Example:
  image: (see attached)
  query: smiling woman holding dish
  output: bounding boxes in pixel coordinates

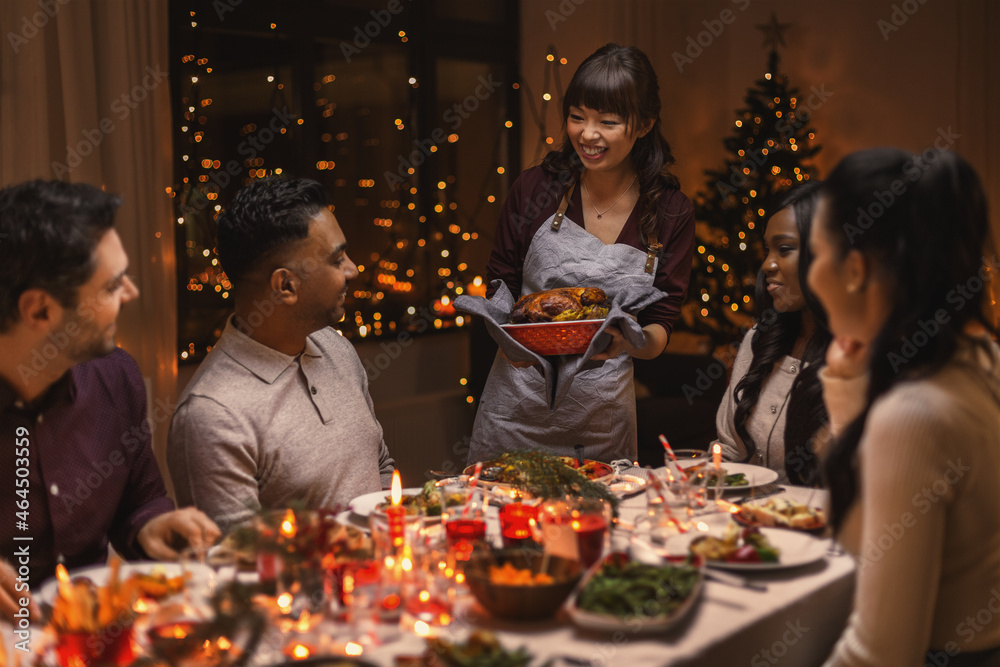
[468,44,696,464]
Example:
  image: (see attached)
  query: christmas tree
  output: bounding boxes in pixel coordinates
[683,14,821,345]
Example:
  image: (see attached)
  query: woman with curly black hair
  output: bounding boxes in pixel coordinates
[714,181,831,485]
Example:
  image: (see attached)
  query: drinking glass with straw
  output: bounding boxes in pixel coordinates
[659,435,688,483]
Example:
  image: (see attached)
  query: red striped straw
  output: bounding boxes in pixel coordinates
[659,434,688,481]
[462,461,483,518]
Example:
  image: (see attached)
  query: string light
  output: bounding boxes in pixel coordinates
[172,13,525,361]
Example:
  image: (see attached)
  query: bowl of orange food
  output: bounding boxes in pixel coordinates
[463,548,583,621]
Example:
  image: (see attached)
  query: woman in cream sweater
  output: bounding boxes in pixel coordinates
[809,148,1000,666]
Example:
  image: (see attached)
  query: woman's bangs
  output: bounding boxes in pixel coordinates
[567,66,641,129]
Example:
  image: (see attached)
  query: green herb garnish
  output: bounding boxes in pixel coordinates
[484,450,619,513]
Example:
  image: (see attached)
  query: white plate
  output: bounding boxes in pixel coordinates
[658,526,828,571]
[38,561,211,604]
[348,488,424,518]
[603,474,648,498]
[566,555,704,634]
[659,462,779,493]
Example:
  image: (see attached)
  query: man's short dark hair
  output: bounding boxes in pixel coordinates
[216,178,329,284]
[0,180,121,333]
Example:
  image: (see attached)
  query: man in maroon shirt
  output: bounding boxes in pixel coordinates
[0,180,219,622]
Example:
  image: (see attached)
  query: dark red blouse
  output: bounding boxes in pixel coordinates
[484,166,696,334]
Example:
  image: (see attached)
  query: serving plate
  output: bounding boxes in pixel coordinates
[464,458,614,485]
[732,498,827,535]
[655,526,828,572]
[348,488,424,519]
[604,474,649,498]
[660,462,779,493]
[38,561,212,605]
[500,319,604,356]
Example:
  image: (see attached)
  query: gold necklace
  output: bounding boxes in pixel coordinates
[583,174,638,219]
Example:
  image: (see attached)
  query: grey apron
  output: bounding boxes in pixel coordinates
[468,188,659,464]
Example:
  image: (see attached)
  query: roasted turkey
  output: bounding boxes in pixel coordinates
[509,287,610,324]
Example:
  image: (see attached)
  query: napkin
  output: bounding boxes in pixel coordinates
[454,279,667,410]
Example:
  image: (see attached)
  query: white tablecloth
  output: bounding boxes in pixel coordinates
[1,485,855,667]
[357,484,856,667]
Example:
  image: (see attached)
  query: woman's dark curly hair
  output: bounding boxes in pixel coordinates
[818,148,996,533]
[541,43,680,241]
[732,181,831,485]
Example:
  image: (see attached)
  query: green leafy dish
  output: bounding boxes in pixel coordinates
[567,552,704,633]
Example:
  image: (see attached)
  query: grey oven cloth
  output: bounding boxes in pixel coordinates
[455,279,665,410]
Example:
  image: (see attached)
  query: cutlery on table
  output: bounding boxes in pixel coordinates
[705,569,768,592]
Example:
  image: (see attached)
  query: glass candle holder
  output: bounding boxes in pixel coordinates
[499,502,539,549]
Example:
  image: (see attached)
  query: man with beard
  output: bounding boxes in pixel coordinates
[0,180,219,621]
[167,178,395,533]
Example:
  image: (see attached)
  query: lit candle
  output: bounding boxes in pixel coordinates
[279,509,297,539]
[55,564,73,602]
[387,470,405,547]
[713,443,722,471]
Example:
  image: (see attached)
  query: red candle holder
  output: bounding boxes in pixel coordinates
[385,504,406,548]
[500,502,539,548]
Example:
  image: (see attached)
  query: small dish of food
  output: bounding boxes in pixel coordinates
[464,548,583,621]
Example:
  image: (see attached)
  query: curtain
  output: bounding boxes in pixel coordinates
[0,0,177,493]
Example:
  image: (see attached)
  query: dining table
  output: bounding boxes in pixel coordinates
[3,471,857,667]
[350,482,857,667]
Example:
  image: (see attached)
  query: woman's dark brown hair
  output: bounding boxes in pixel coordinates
[541,43,680,241]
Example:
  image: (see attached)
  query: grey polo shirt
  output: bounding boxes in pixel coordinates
[167,317,395,532]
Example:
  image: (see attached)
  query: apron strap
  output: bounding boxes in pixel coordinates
[551,183,576,231]
[551,181,660,274]
[644,232,663,275]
